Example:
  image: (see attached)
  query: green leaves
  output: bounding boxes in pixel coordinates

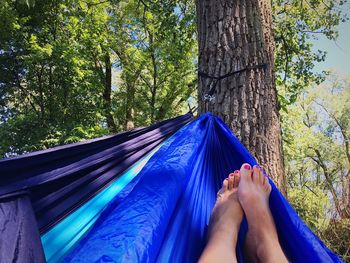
[273,0,347,109]
[0,0,198,156]
[282,73,350,217]
[109,0,197,125]
[283,74,350,260]
[0,0,106,156]
[288,186,329,231]
[0,0,347,158]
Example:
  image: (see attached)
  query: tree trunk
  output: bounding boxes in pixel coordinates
[125,82,135,130]
[196,0,287,193]
[150,40,157,124]
[312,149,350,218]
[103,53,117,133]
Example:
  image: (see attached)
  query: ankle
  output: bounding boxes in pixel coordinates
[256,238,286,263]
[208,228,238,246]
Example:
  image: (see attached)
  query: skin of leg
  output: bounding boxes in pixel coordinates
[198,172,243,263]
[237,163,288,263]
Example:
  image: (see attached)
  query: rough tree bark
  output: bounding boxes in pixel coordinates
[196,0,287,193]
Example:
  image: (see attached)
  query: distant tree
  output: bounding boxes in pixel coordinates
[283,74,350,218]
[0,0,110,155]
[110,0,197,127]
[283,74,350,261]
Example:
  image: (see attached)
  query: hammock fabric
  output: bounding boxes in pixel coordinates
[0,112,342,263]
[0,113,192,263]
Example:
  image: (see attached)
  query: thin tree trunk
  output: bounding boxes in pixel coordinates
[197,0,287,193]
[125,82,135,130]
[103,53,117,132]
[114,50,138,130]
[150,36,157,123]
[341,171,350,218]
[311,149,349,218]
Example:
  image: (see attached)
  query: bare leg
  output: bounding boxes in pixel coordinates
[199,171,243,263]
[238,163,288,263]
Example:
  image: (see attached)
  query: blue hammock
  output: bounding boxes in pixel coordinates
[0,113,342,262]
[62,113,341,262]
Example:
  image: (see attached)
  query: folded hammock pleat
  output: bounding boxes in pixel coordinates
[0,192,46,263]
[34,139,162,232]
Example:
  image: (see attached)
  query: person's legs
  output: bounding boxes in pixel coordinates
[199,171,243,263]
[237,163,288,263]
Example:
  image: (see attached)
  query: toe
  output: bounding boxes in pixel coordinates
[252,165,260,184]
[233,171,240,188]
[239,163,252,183]
[266,182,272,194]
[217,179,228,196]
[262,176,272,192]
[222,178,229,191]
[228,173,234,190]
[262,175,268,186]
[258,167,265,185]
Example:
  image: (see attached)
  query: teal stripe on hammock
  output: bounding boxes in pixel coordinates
[41,144,163,263]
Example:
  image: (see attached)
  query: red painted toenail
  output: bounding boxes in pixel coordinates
[234,170,239,173]
[244,164,251,170]
[229,173,234,177]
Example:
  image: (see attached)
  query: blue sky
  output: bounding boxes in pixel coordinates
[312,16,350,76]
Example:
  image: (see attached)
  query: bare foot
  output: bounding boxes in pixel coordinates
[238,163,288,263]
[199,171,243,263]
